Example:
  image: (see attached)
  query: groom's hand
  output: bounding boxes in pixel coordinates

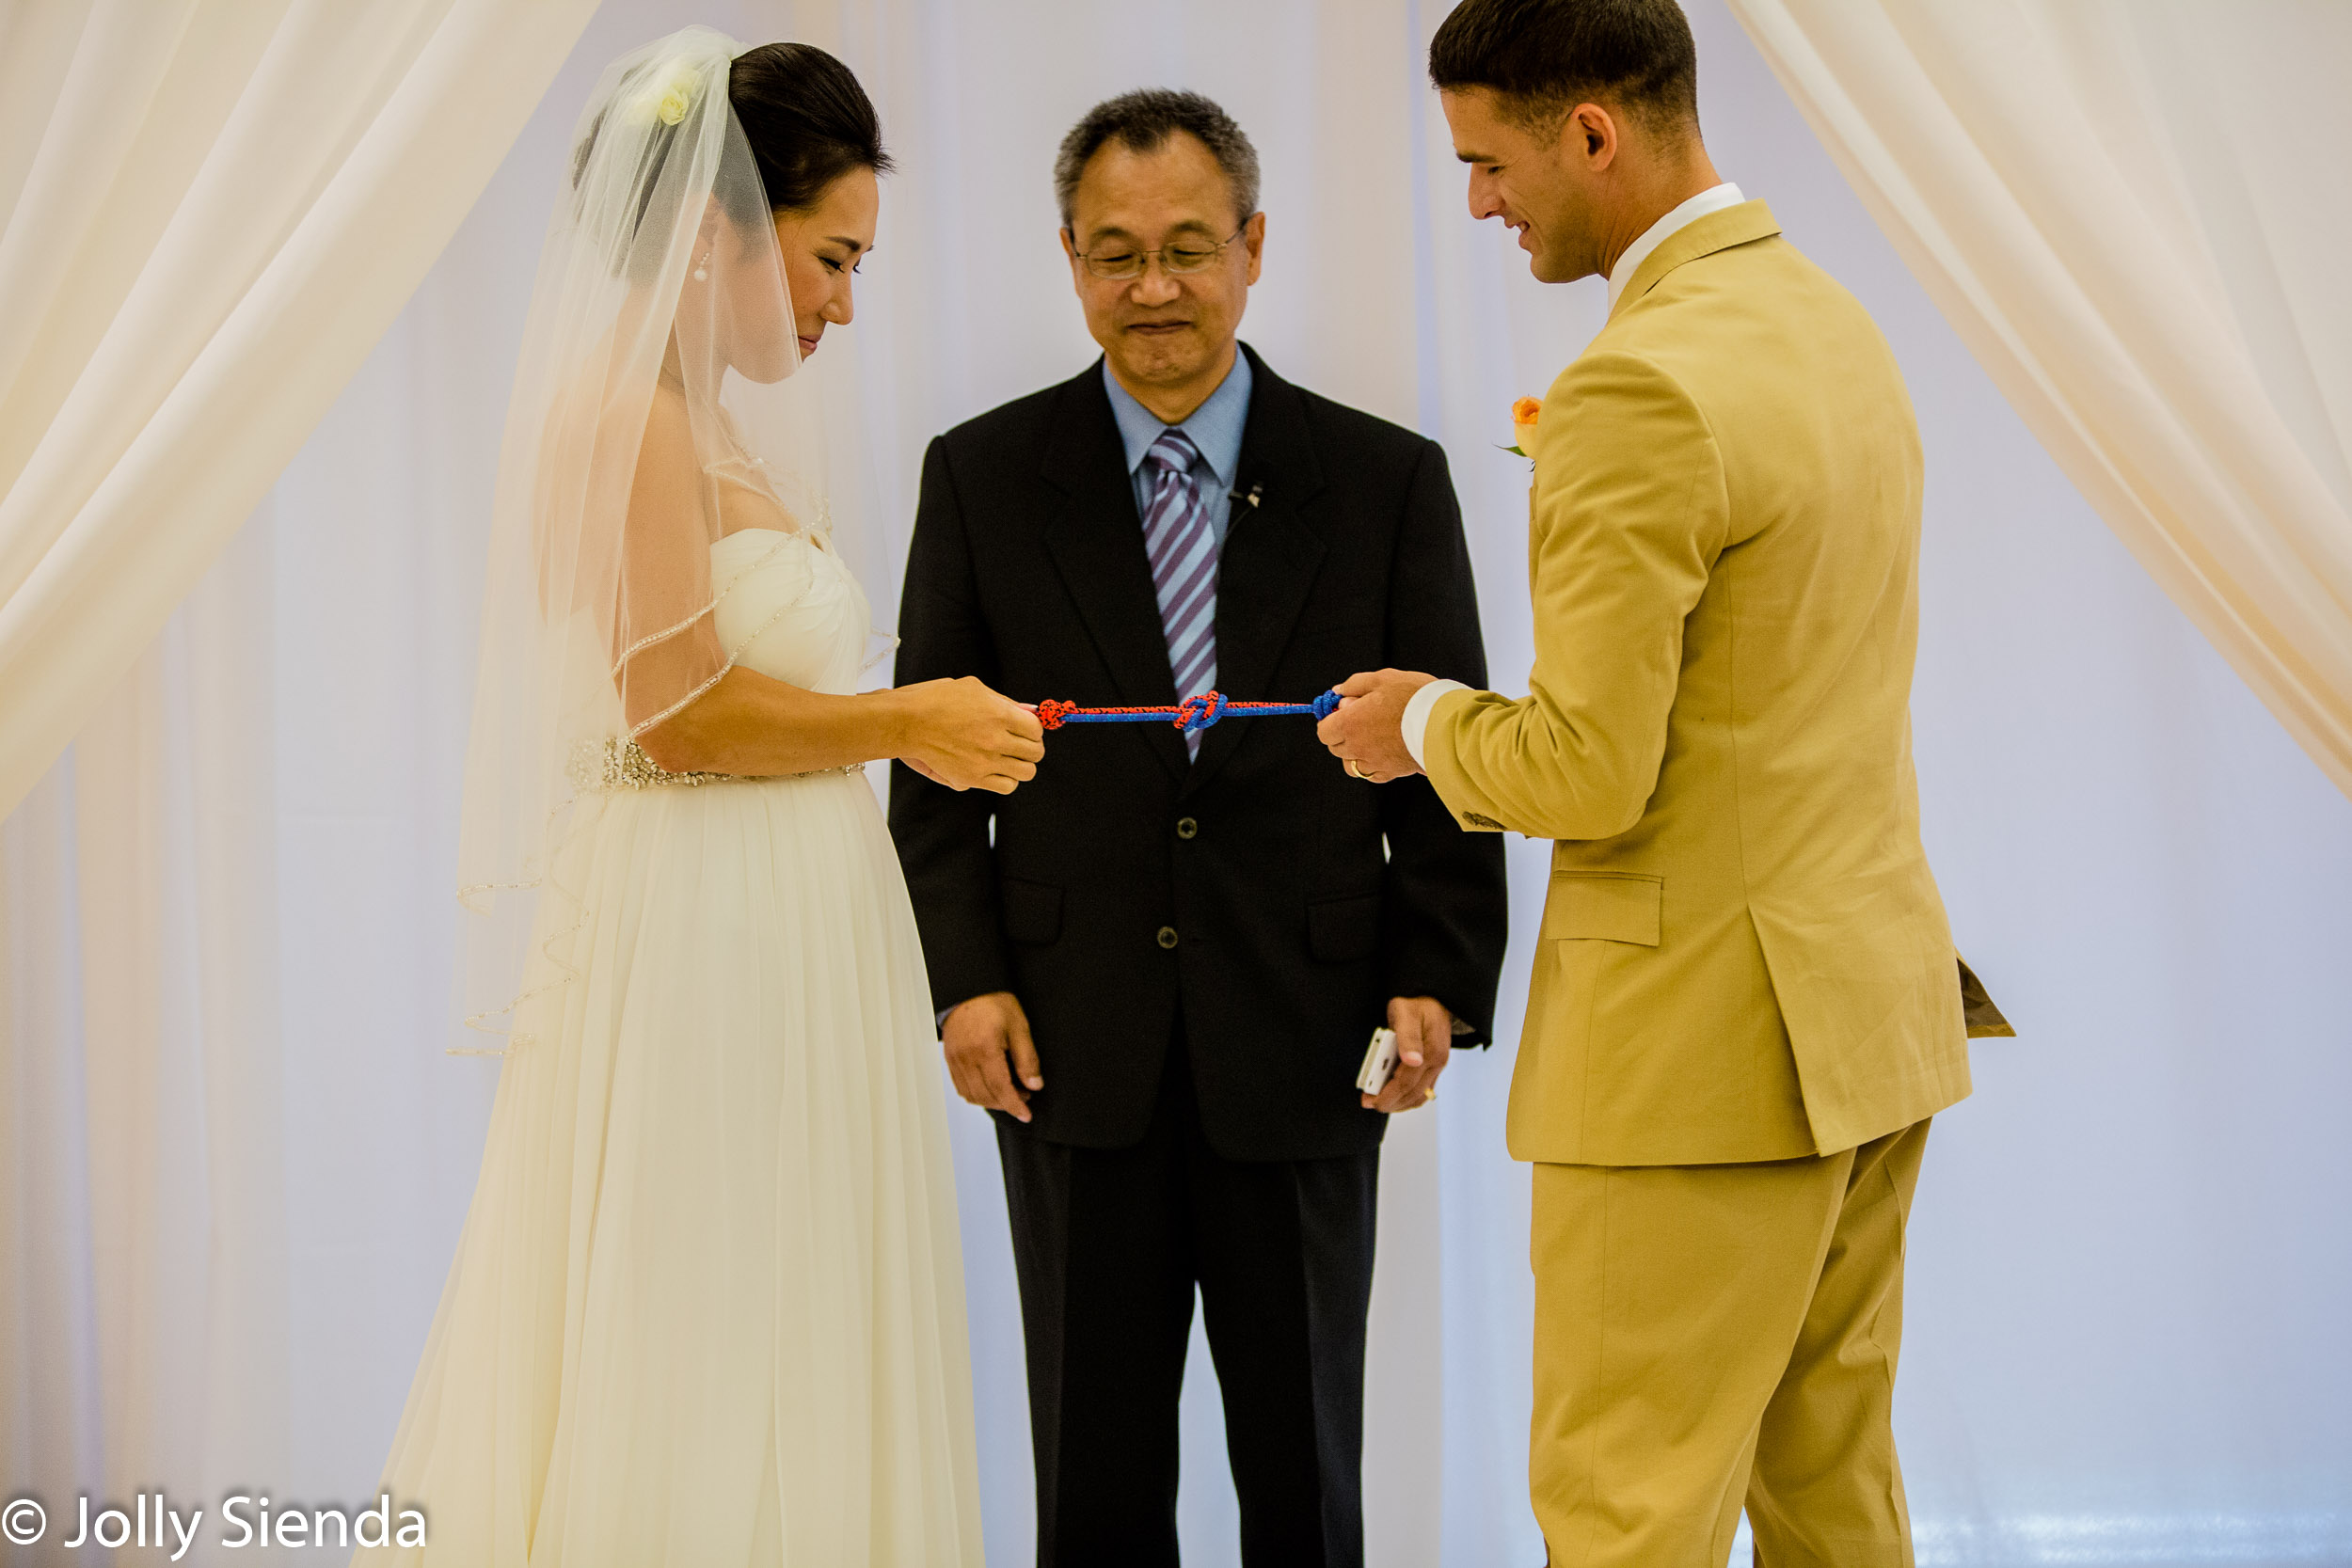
[1365,995,1453,1113]
[942,991,1043,1123]
[1318,669,1434,784]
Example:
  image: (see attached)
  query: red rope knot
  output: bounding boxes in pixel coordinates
[1035,698,1077,731]
[1175,691,1229,733]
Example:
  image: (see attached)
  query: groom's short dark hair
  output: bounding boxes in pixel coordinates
[1055,89,1262,230]
[1429,0,1700,137]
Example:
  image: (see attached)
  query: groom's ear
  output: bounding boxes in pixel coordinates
[1565,103,1621,173]
[1241,212,1266,285]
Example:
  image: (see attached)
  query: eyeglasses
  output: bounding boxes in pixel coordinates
[1073,225,1248,281]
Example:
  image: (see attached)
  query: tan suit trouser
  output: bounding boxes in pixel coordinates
[1530,1118,1930,1568]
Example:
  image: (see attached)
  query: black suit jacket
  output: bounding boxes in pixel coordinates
[888,344,1507,1162]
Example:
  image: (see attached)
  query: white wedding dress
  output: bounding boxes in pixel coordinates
[358,527,985,1566]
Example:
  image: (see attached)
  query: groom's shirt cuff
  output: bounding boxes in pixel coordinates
[1402,680,1470,769]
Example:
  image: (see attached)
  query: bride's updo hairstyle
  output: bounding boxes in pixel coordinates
[570,41,889,280]
[727,42,895,215]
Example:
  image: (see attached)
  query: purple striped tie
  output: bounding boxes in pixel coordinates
[1141,429,1218,758]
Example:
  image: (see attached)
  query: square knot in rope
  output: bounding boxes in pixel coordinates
[1175,691,1230,732]
[1020,689,1345,735]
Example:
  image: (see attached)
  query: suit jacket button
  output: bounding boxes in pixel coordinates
[1176,816,1199,840]
[1156,926,1180,949]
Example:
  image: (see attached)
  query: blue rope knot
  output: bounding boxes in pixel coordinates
[1176,690,1230,733]
[1024,689,1344,734]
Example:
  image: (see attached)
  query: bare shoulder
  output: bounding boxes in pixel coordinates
[536,358,698,491]
[628,379,696,472]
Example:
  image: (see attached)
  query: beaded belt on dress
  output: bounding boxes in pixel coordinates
[567,737,863,793]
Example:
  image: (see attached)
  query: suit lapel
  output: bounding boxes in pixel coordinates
[1038,363,1189,783]
[1187,346,1328,795]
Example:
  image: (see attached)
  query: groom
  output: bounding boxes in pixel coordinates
[890,89,1506,1566]
[1322,1,2001,1562]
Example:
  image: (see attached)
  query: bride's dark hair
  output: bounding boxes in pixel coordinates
[728,43,894,215]
[567,40,891,279]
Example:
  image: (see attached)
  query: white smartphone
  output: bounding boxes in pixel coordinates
[1357,1025,1400,1095]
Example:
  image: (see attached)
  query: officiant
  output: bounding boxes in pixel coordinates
[888,88,1507,1568]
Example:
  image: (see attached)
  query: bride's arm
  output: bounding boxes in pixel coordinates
[616,392,1041,791]
[642,666,1041,790]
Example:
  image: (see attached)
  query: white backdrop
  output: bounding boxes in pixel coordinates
[5,2,2349,1564]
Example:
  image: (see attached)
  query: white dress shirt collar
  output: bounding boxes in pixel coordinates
[1606,182,1745,309]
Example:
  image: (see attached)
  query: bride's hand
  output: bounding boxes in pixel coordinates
[895,677,1044,795]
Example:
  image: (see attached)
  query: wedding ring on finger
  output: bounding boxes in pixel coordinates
[1345,757,1372,781]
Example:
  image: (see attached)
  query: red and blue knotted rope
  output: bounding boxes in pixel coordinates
[1027,689,1344,735]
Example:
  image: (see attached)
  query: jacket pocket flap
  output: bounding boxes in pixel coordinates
[1542,872,1661,946]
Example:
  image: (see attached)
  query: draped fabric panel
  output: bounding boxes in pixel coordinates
[1723,0,2352,799]
[0,0,601,818]
[0,0,596,1552]
[4,3,2348,1565]
[0,528,295,1554]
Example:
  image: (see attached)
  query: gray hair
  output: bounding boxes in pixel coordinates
[1054,88,1262,230]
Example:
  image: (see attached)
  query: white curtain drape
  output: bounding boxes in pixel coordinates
[0,0,600,819]
[0,1,593,1556]
[6,3,2348,1565]
[1723,0,2352,799]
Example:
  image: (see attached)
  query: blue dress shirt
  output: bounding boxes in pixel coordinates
[1103,351,1252,544]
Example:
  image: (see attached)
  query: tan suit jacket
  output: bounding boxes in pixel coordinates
[1423,200,1974,1164]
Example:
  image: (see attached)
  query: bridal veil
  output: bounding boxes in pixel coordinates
[454,26,843,1053]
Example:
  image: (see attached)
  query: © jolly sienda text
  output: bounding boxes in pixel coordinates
[5,1490,426,1558]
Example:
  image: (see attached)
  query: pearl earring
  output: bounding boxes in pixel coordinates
[693,249,710,281]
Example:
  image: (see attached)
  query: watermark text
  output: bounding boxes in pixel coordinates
[1,1490,424,1558]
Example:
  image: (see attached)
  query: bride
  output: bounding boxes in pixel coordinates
[355,29,1034,1565]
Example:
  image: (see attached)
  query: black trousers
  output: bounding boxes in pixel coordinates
[995,1024,1380,1568]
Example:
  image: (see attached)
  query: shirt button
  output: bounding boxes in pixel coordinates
[1156,926,1180,950]
[1176,817,1199,840]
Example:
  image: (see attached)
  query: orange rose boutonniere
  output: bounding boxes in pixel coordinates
[1504,396,1542,461]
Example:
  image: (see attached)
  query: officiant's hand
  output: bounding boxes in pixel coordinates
[1318,669,1434,784]
[942,990,1044,1122]
[1365,995,1453,1113]
[897,677,1045,795]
